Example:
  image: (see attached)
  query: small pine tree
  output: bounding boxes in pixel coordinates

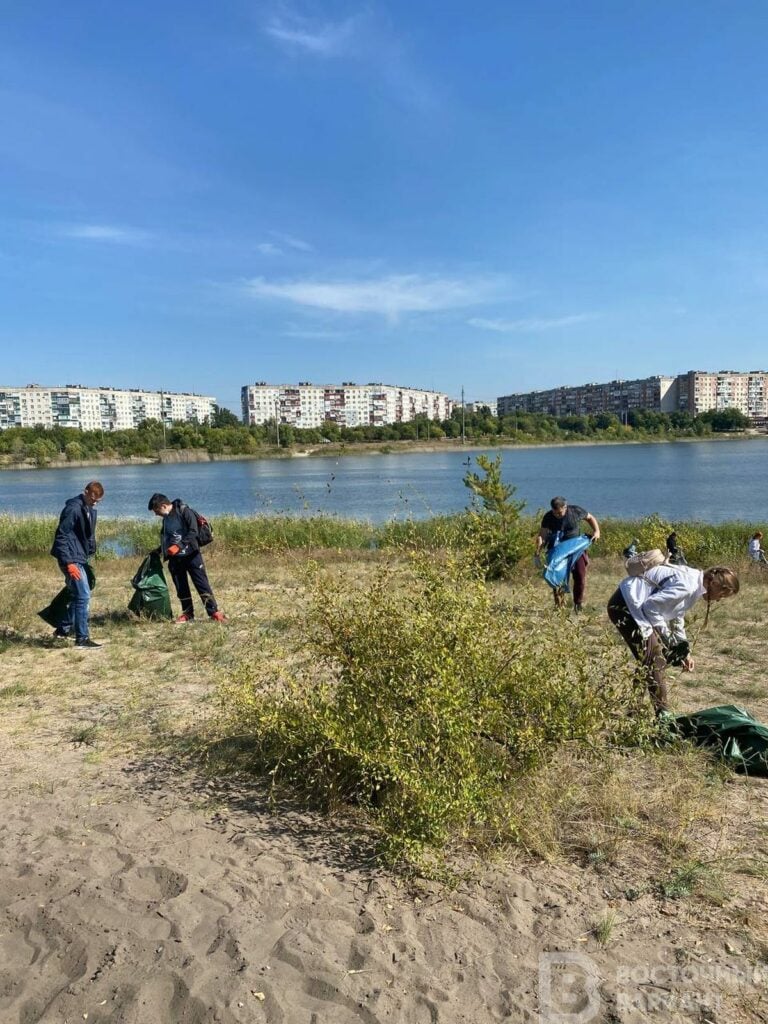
[463,454,527,579]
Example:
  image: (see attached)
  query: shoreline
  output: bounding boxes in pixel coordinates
[0,431,765,472]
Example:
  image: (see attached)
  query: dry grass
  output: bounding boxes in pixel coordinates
[1,548,768,922]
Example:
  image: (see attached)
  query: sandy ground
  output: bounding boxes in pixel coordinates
[1,554,767,1023]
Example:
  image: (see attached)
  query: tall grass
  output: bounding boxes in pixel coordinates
[0,511,761,564]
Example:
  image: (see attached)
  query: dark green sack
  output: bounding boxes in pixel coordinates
[38,564,97,628]
[674,704,768,776]
[128,551,173,620]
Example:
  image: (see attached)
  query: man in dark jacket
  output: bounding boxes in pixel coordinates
[50,481,104,648]
[147,493,225,623]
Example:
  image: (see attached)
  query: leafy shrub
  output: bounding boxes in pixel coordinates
[462,455,528,579]
[218,549,648,872]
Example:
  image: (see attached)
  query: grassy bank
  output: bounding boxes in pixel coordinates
[1,546,767,885]
[1,510,762,565]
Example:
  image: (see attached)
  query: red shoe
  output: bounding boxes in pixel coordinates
[210,611,227,622]
[175,613,194,624]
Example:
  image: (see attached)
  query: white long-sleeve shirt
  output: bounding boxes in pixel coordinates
[619,564,706,640]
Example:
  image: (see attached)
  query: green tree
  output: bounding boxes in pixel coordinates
[463,455,527,579]
[212,405,242,427]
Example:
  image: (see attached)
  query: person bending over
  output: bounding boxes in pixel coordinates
[607,563,739,715]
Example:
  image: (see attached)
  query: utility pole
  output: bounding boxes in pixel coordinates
[461,386,466,445]
[275,397,280,448]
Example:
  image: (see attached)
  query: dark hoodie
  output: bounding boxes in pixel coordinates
[160,500,199,559]
[50,493,98,566]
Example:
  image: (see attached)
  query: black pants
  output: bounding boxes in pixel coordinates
[168,552,218,618]
[607,588,667,713]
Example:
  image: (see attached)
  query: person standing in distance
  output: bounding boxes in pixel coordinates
[147,493,226,623]
[535,496,601,611]
[50,480,104,648]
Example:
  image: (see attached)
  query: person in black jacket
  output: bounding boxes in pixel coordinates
[147,493,225,623]
[50,481,104,648]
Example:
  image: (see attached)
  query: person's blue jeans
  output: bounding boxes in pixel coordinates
[59,564,91,640]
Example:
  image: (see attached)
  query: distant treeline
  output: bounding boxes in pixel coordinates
[0,404,753,467]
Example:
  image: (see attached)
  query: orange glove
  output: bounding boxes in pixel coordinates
[167,545,180,556]
[66,563,82,580]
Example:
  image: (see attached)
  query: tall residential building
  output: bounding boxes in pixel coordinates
[498,375,677,418]
[498,370,768,422]
[0,385,216,431]
[241,382,452,428]
[675,370,768,418]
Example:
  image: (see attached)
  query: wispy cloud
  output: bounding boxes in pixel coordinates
[257,242,283,256]
[245,273,502,320]
[59,223,153,245]
[272,231,313,252]
[468,313,599,333]
[256,232,314,257]
[262,8,436,111]
[264,13,361,57]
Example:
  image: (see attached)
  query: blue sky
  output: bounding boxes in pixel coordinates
[3,1,768,414]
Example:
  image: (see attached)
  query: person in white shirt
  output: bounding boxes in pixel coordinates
[748,532,767,564]
[607,564,740,714]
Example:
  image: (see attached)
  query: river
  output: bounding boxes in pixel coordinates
[0,439,765,523]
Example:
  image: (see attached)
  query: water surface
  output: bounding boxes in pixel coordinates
[0,440,765,523]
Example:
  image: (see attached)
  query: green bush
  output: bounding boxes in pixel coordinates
[219,549,647,872]
[462,455,528,579]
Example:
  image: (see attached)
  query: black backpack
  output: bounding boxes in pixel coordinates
[180,502,213,547]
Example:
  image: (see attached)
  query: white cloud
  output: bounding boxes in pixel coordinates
[264,14,360,57]
[468,313,599,333]
[245,273,502,320]
[263,8,436,111]
[257,242,283,255]
[271,231,313,252]
[60,223,152,245]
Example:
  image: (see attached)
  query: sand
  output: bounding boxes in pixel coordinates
[1,738,766,1023]
[2,554,768,1022]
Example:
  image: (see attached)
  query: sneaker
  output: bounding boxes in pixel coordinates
[53,627,71,640]
[210,611,227,623]
[75,638,103,649]
[175,614,194,624]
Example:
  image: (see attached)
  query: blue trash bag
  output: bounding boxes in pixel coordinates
[543,535,591,592]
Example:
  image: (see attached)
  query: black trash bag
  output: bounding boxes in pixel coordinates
[128,550,173,620]
[38,564,97,629]
[673,704,768,776]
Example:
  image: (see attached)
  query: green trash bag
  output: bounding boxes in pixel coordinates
[38,564,97,628]
[128,551,173,620]
[673,704,768,776]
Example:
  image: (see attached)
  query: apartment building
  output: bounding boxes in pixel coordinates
[241,382,452,429]
[0,385,216,431]
[498,370,768,422]
[675,370,768,418]
[498,375,677,418]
